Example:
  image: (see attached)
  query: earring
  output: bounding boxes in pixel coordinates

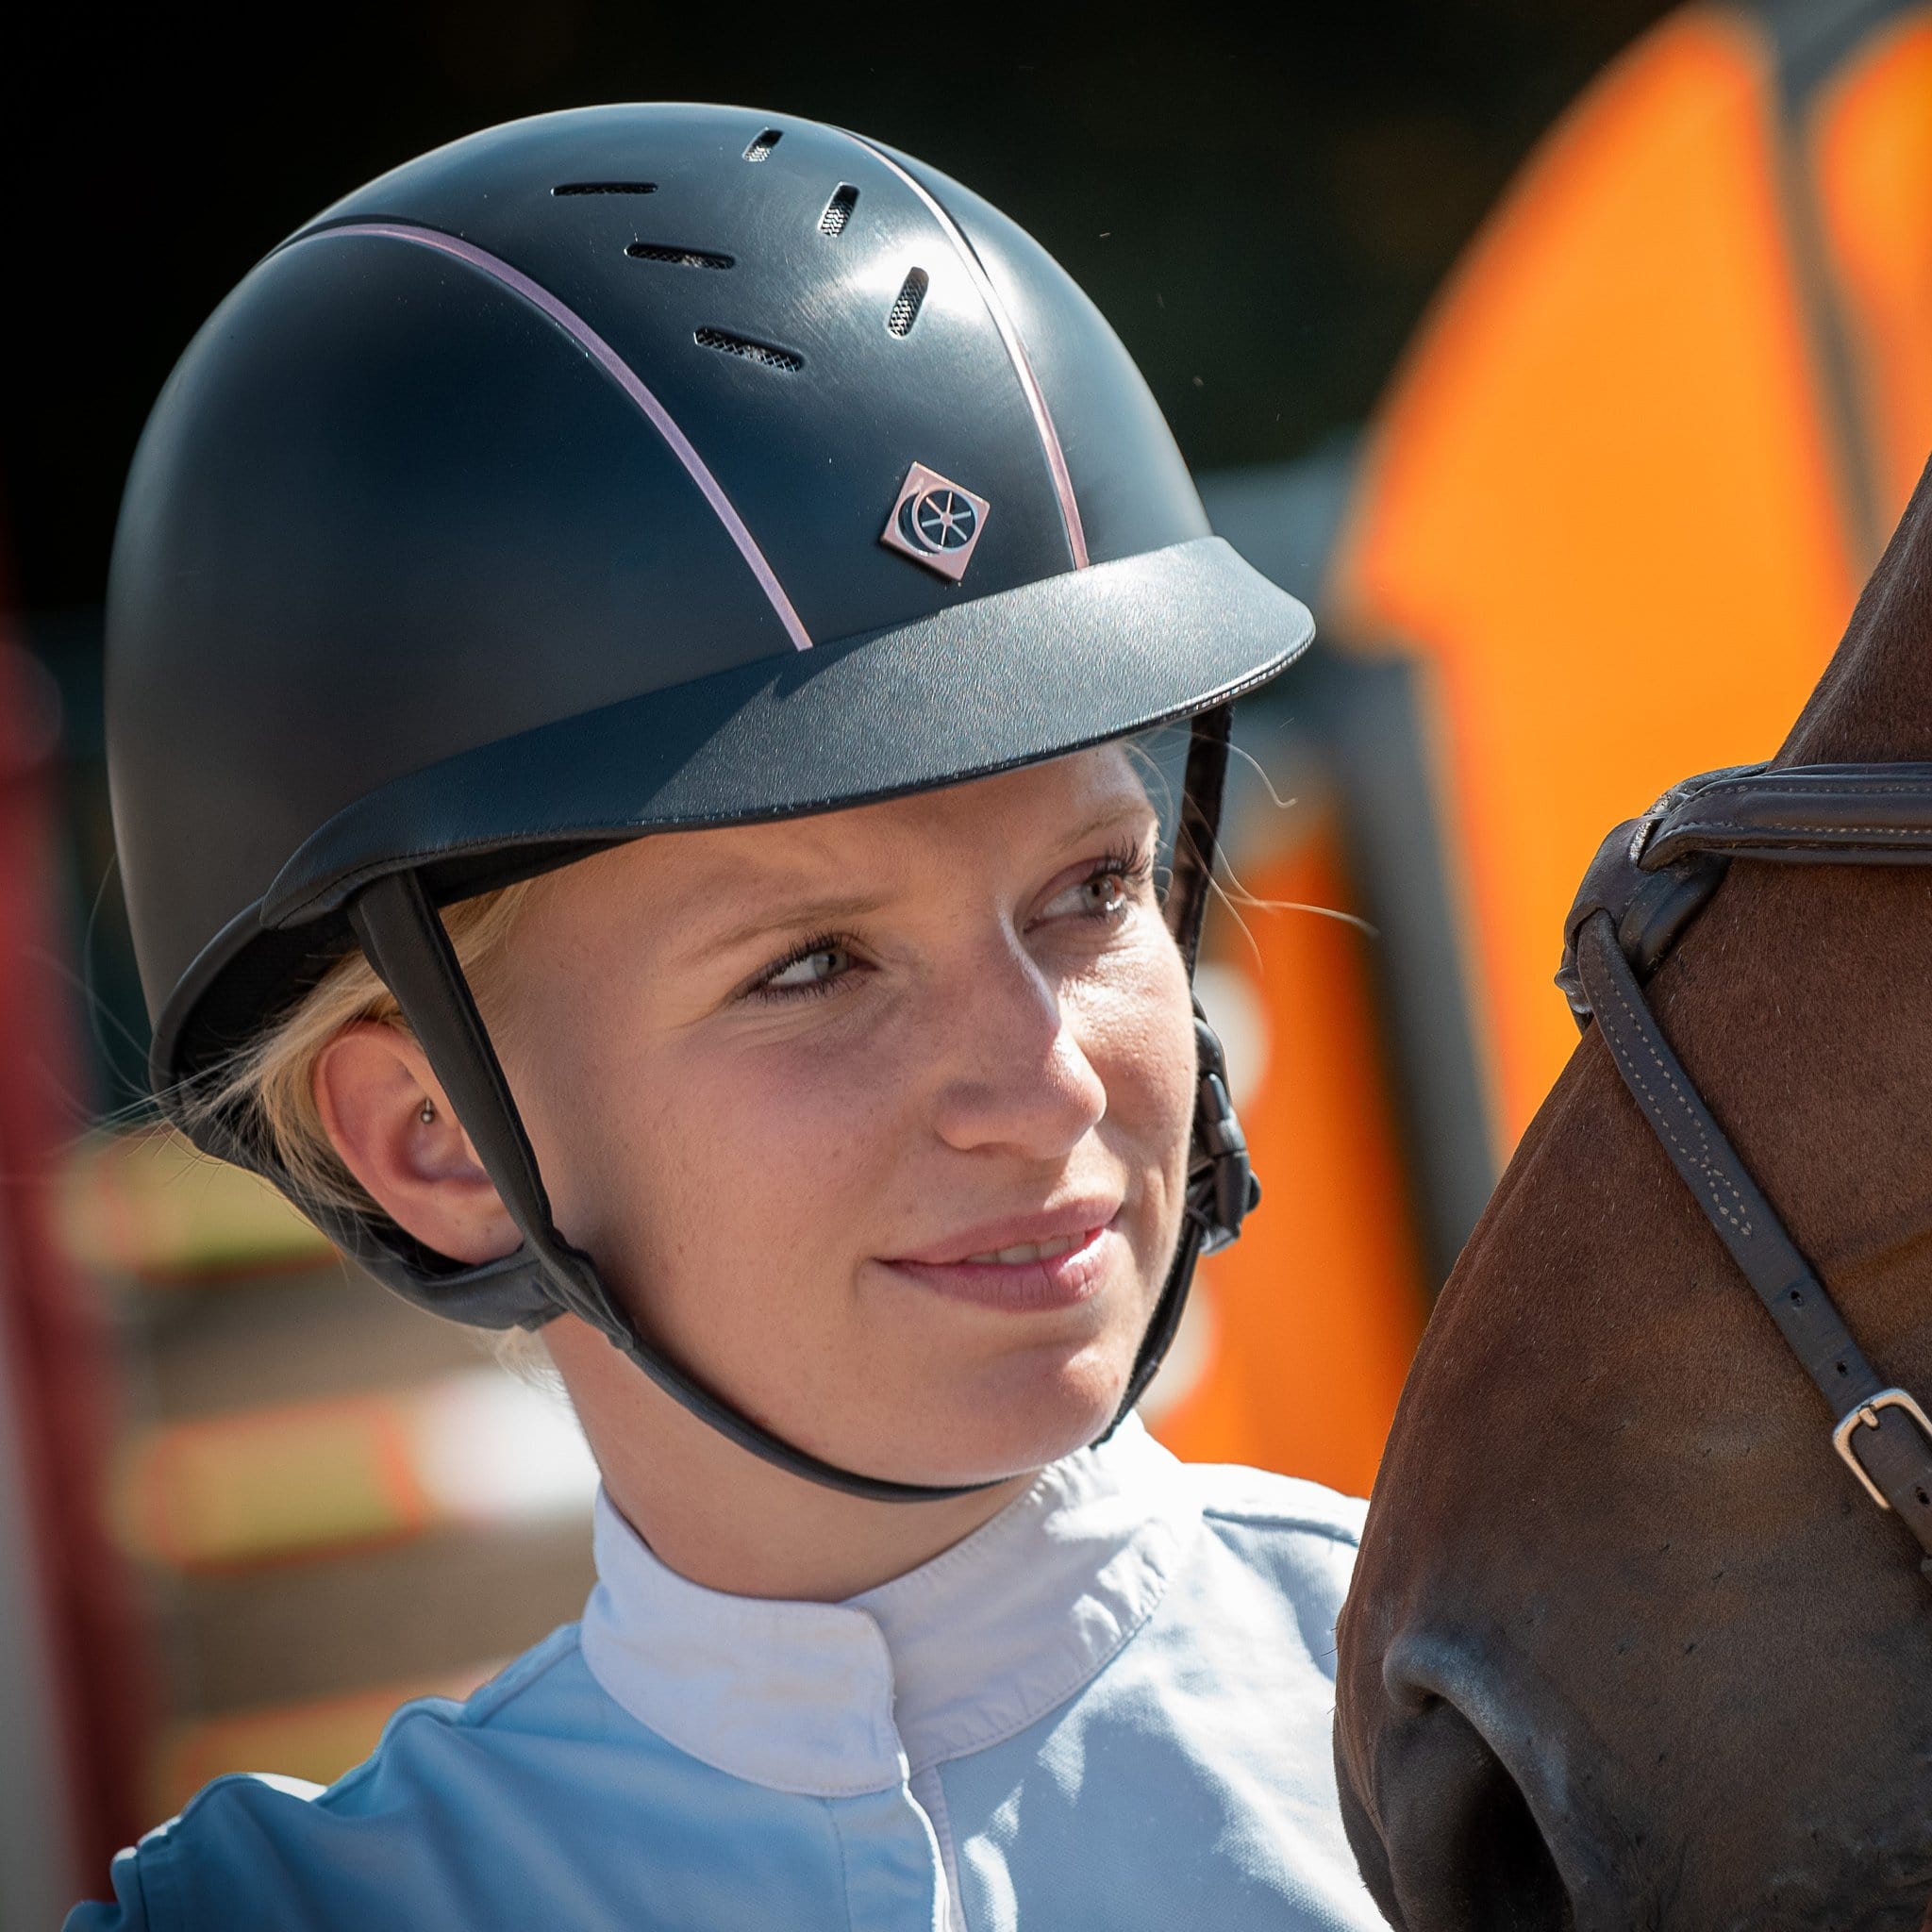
[419,1099,437,1124]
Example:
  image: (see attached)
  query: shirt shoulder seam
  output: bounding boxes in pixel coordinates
[451,1622,584,1727]
[124,1831,176,1932]
[1199,1505,1363,1548]
[161,1625,587,1825]
[314,1624,583,1807]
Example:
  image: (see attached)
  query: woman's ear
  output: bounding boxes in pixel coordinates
[312,1021,521,1265]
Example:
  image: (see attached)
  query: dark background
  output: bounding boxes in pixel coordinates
[9,0,1676,1124]
[11,0,1674,616]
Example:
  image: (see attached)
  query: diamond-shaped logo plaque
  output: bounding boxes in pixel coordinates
[880,462,991,583]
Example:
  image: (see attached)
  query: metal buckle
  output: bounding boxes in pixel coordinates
[1832,1387,1932,1510]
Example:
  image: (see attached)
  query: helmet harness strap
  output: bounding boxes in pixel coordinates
[345,704,1258,1502]
[1105,701,1259,1432]
[347,870,993,1504]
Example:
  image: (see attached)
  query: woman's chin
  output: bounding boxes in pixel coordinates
[866,1354,1135,1489]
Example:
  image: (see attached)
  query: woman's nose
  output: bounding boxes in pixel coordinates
[927,942,1108,1160]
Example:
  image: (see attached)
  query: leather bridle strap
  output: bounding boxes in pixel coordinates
[1574,915,1932,1557]
[1560,761,1932,1571]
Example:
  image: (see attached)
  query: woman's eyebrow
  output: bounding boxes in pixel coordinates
[676,886,896,961]
[1058,798,1159,849]
[671,795,1156,961]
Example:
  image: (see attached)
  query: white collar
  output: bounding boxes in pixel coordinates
[578,1416,1202,1798]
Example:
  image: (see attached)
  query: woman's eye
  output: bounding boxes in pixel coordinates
[758,942,854,996]
[1080,872,1130,916]
[1043,858,1143,924]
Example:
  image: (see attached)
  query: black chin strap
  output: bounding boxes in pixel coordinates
[345,706,1260,1503]
[350,871,997,1503]
[1108,704,1260,1426]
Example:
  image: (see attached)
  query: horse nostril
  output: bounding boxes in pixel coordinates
[1376,1698,1574,1931]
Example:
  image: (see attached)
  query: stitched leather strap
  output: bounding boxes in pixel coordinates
[1575,914,1932,1559]
[1642,760,1932,866]
[1557,761,1932,1024]
[1559,762,1932,1567]
[1576,909,1874,1396]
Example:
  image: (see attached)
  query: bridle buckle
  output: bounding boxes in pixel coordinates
[1832,1387,1932,1511]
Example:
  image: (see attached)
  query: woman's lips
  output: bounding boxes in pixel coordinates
[880,1214,1124,1313]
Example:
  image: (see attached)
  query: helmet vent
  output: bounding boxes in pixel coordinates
[693,325,803,373]
[626,242,735,269]
[552,181,658,196]
[885,268,928,338]
[819,185,859,236]
[743,128,783,162]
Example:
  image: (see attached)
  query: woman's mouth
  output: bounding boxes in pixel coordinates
[879,1209,1124,1313]
[963,1233,1083,1264]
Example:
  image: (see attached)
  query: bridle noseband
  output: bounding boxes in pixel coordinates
[1558,762,1932,1576]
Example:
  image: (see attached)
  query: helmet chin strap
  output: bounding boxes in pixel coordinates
[344,708,1257,1503]
[347,870,994,1504]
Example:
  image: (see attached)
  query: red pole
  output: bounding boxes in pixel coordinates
[0,622,157,1893]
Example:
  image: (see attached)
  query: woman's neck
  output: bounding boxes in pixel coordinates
[607,1456,1037,1603]
[545,1314,1040,1600]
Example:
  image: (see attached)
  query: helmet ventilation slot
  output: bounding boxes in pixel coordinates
[819,185,859,236]
[693,326,803,372]
[552,181,658,196]
[743,128,783,162]
[885,268,928,338]
[626,242,735,269]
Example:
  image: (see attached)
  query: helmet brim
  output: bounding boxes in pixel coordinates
[156,537,1310,1089]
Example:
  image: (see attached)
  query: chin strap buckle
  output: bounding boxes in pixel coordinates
[1191,1008,1259,1255]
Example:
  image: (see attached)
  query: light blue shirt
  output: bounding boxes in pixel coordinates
[67,1419,1379,1929]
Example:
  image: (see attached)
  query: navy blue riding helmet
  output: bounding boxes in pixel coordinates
[106,104,1313,1501]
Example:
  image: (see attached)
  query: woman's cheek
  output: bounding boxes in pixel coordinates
[591,1059,874,1387]
[691,1035,888,1249]
[1088,935,1196,1150]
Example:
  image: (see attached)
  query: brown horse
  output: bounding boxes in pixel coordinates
[1334,456,1932,1931]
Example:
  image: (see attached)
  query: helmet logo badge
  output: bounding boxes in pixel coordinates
[881,462,991,582]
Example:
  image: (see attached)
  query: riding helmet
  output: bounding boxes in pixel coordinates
[107,104,1314,1499]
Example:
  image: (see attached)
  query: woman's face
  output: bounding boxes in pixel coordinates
[489,743,1197,1488]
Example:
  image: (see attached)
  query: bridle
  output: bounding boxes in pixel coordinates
[1557,761,1932,1574]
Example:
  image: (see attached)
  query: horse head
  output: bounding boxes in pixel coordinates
[1335,457,1932,1929]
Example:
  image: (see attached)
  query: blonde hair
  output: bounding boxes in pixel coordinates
[184,881,540,1228]
[170,883,575,1389]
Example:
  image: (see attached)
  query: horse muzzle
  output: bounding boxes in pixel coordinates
[1337,1626,1651,1932]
